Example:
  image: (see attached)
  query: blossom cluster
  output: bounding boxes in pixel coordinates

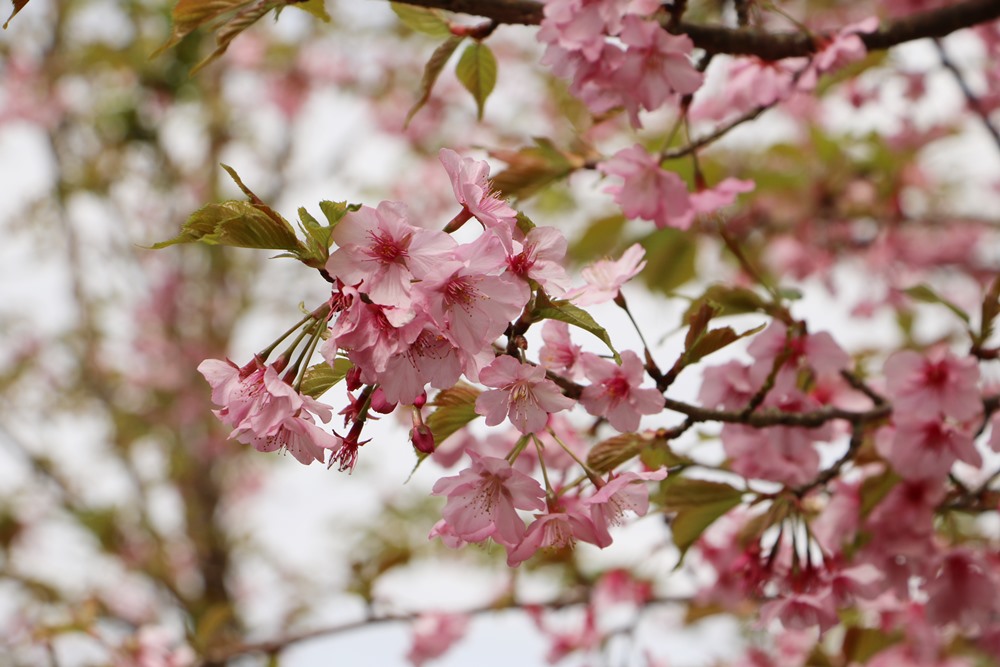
[537,0,703,126]
[198,149,672,564]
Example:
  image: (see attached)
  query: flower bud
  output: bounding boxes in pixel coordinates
[410,424,435,454]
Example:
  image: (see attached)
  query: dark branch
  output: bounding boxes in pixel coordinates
[392,0,1000,61]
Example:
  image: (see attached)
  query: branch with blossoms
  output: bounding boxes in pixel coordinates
[133,0,1000,663]
[392,0,1000,59]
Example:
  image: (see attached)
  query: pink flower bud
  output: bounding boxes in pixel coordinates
[410,424,435,454]
[370,387,397,414]
[345,366,363,391]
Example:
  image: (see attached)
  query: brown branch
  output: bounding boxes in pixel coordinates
[934,38,1000,154]
[199,594,696,664]
[393,0,1000,61]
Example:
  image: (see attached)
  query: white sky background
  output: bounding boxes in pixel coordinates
[2,3,1000,666]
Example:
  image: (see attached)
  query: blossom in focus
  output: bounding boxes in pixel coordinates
[583,468,668,547]
[505,226,572,295]
[505,504,599,566]
[431,452,546,547]
[324,201,455,308]
[562,242,646,306]
[475,355,575,434]
[439,148,518,234]
[578,350,665,431]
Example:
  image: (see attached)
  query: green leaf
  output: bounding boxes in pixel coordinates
[300,359,353,399]
[532,293,620,363]
[684,323,765,366]
[318,200,360,228]
[587,433,646,473]
[455,41,497,120]
[638,228,697,294]
[904,283,970,324]
[568,215,627,264]
[214,202,303,251]
[658,477,744,557]
[639,441,692,470]
[514,211,536,236]
[391,2,451,38]
[405,35,464,128]
[841,627,902,664]
[153,0,253,57]
[427,382,481,445]
[292,0,330,22]
[149,201,237,248]
[682,284,770,323]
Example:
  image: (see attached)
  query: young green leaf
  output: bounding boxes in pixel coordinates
[427,383,481,445]
[390,2,451,38]
[455,41,497,120]
[657,476,744,557]
[300,359,353,399]
[904,283,971,324]
[406,35,464,128]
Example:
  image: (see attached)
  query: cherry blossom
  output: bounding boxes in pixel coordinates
[616,17,703,124]
[539,320,582,379]
[406,613,469,666]
[578,351,665,432]
[505,226,572,296]
[562,243,646,306]
[439,148,518,235]
[598,145,694,230]
[474,355,575,434]
[884,349,981,422]
[431,452,546,548]
[582,468,668,547]
[505,504,599,566]
[324,201,454,308]
[876,419,981,481]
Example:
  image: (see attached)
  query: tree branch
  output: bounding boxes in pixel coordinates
[393,0,1000,61]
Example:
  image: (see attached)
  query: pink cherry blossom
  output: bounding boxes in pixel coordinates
[884,349,981,422]
[759,588,838,633]
[431,451,546,547]
[406,613,469,666]
[539,320,582,379]
[698,360,757,410]
[812,17,880,75]
[375,327,463,405]
[582,468,668,547]
[925,549,999,629]
[689,178,756,215]
[562,243,646,306]
[505,504,599,566]
[475,356,575,434]
[747,321,851,386]
[876,418,981,481]
[721,423,821,486]
[616,17,703,124]
[598,145,694,230]
[439,148,518,234]
[324,201,455,307]
[420,237,530,376]
[505,226,572,296]
[240,404,341,465]
[578,351,665,432]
